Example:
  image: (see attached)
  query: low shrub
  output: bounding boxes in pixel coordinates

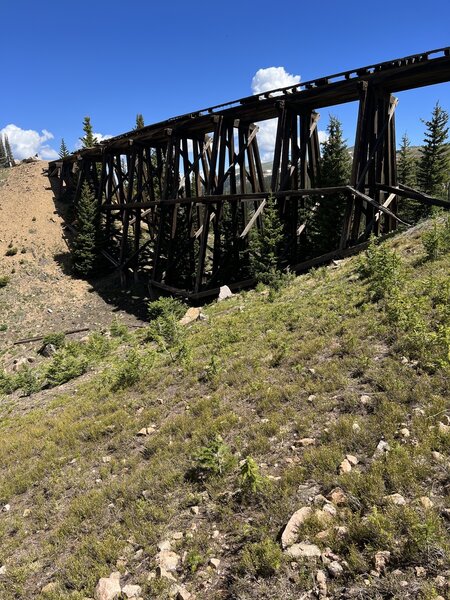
[239,538,283,578]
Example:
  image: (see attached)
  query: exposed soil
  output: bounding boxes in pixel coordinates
[0,162,145,365]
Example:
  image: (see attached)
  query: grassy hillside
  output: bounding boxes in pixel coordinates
[0,217,449,599]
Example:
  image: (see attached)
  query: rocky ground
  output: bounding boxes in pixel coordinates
[0,162,144,367]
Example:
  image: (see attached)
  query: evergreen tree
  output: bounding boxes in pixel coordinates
[79,117,98,148]
[0,136,7,168]
[250,195,284,286]
[397,133,422,223]
[397,133,417,187]
[311,115,351,254]
[4,135,15,166]
[417,102,449,208]
[135,114,145,129]
[72,182,97,276]
[59,138,70,159]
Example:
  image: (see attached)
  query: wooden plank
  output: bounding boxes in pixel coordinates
[240,199,266,238]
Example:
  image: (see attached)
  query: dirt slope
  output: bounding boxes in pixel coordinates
[0,162,143,361]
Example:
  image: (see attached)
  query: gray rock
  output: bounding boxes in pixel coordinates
[281,507,312,548]
[94,572,122,600]
[121,584,142,598]
[287,542,321,558]
[327,560,343,577]
[218,285,233,301]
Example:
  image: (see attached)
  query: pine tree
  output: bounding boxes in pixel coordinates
[417,102,450,207]
[59,139,70,159]
[135,114,145,129]
[397,133,417,187]
[4,135,15,167]
[72,182,97,276]
[397,133,421,222]
[0,136,7,168]
[79,117,98,148]
[311,115,351,254]
[250,195,284,286]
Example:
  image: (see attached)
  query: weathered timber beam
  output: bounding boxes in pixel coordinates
[377,183,450,209]
[240,199,267,238]
[347,186,410,225]
[100,186,352,210]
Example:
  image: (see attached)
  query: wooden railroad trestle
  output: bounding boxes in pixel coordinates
[49,47,450,299]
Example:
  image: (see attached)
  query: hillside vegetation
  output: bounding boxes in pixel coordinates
[0,217,449,600]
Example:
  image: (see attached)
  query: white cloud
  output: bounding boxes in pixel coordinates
[250,67,329,162]
[74,132,113,150]
[0,124,59,160]
[251,66,301,95]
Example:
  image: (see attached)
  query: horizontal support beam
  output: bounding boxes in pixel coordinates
[377,183,450,209]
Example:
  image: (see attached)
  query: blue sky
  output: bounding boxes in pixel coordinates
[1,0,449,160]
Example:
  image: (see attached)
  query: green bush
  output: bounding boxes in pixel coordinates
[358,236,404,301]
[192,435,234,480]
[147,296,186,322]
[45,348,88,387]
[239,456,267,495]
[5,247,18,256]
[0,275,9,287]
[109,348,155,391]
[239,538,283,578]
[422,217,450,261]
[41,332,66,350]
[109,318,129,338]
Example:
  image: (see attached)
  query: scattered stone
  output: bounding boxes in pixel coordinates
[316,569,327,597]
[102,456,112,463]
[133,548,143,560]
[419,496,433,509]
[374,551,390,572]
[209,558,220,569]
[373,440,390,458]
[179,307,201,326]
[384,493,406,506]
[94,572,122,600]
[316,530,329,540]
[23,508,31,517]
[339,458,352,474]
[172,532,183,541]
[136,426,156,437]
[157,540,172,551]
[334,525,348,537]
[158,550,180,573]
[432,451,444,462]
[2,504,10,512]
[218,285,233,301]
[0,565,6,575]
[360,394,371,404]
[352,422,361,433]
[287,542,321,558]
[438,422,449,435]
[40,343,57,357]
[212,529,220,539]
[281,506,312,548]
[308,394,316,402]
[190,505,199,515]
[313,494,329,506]
[434,575,446,588]
[299,437,316,447]
[41,582,58,594]
[399,428,410,438]
[415,566,427,577]
[346,454,358,466]
[327,560,344,578]
[121,584,142,598]
[174,585,192,600]
[328,488,347,505]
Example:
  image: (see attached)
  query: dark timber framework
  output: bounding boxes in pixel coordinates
[49,47,450,299]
